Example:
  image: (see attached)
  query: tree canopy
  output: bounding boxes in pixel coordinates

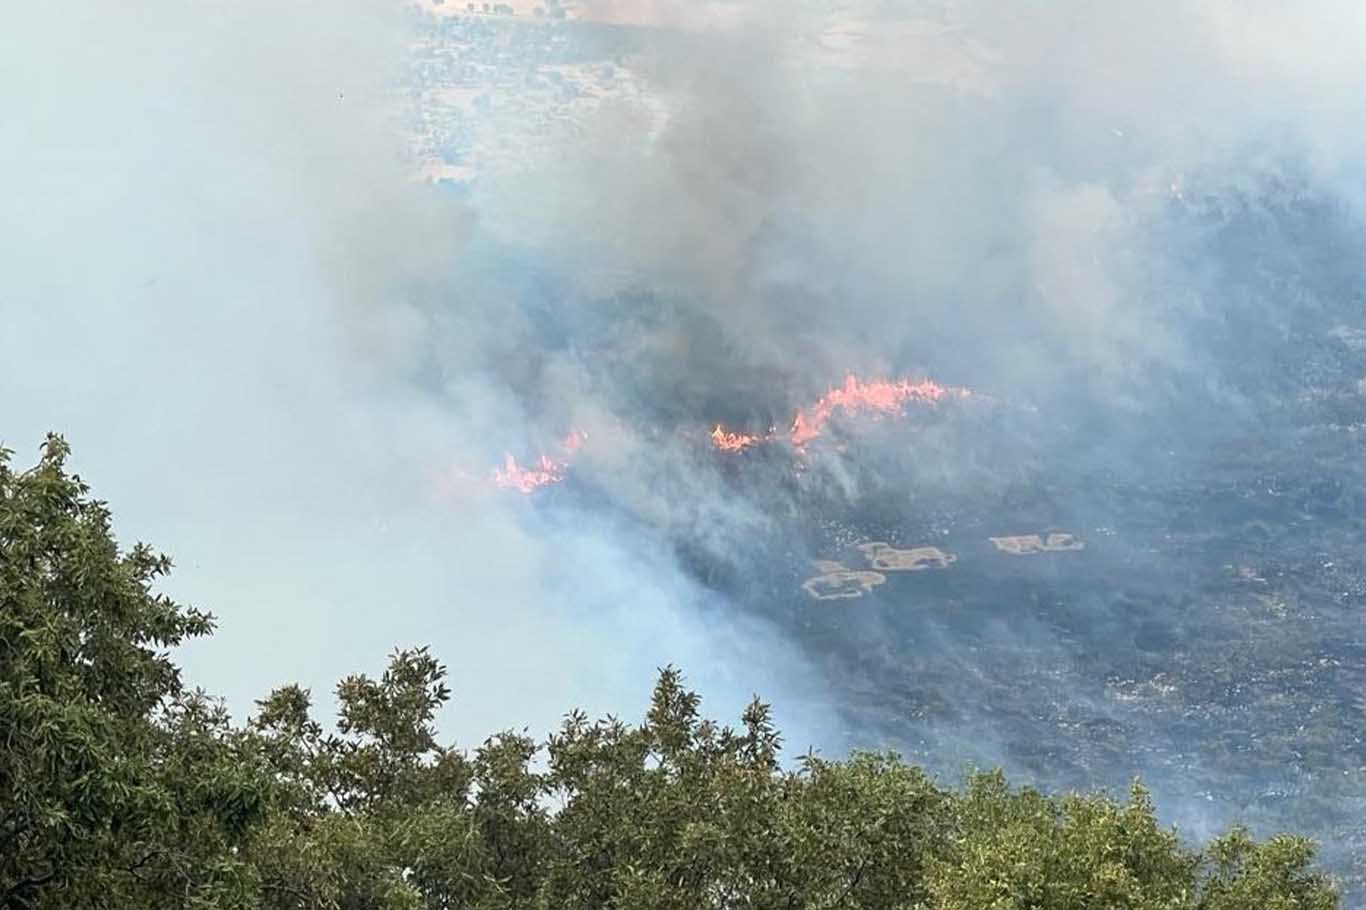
[0,436,1341,909]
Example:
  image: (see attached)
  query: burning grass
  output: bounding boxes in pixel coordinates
[487,373,974,495]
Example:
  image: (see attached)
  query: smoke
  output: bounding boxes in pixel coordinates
[471,0,1366,437]
[0,0,831,750]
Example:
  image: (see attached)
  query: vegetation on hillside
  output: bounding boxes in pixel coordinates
[0,436,1340,908]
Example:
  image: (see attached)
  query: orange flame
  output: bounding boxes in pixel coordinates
[492,430,587,493]
[710,425,765,453]
[491,374,972,493]
[787,375,963,447]
[711,374,970,452]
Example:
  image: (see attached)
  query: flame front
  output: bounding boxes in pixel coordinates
[789,375,964,446]
[714,374,970,451]
[492,430,586,493]
[488,374,972,494]
[710,425,765,453]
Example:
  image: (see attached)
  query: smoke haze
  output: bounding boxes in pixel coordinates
[0,0,831,747]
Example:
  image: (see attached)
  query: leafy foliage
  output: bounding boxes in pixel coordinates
[0,435,264,907]
[0,437,1342,908]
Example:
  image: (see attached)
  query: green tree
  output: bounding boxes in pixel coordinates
[245,649,486,910]
[0,436,265,908]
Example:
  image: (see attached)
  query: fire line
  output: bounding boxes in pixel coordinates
[490,375,971,494]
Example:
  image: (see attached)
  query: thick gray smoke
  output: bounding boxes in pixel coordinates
[455,0,1366,507]
[0,0,832,748]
